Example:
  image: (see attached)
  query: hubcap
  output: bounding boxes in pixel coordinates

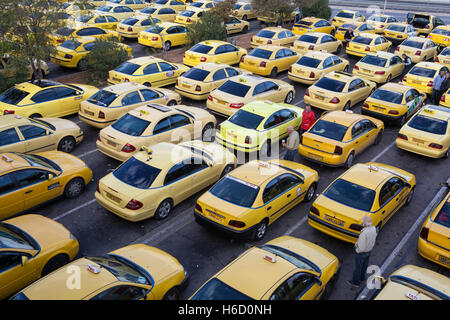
[307,185,315,200]
[223,165,232,175]
[286,92,293,103]
[159,202,171,218]
[68,181,82,197]
[203,125,213,141]
[61,139,74,152]
[256,223,266,239]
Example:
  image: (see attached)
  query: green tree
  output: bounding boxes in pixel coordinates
[0,55,31,92]
[295,0,331,20]
[251,0,296,26]
[186,11,228,47]
[211,0,236,23]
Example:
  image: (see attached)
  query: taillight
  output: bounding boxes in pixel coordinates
[305,88,310,96]
[395,46,399,51]
[354,65,359,70]
[419,227,429,240]
[346,42,350,47]
[3,110,14,115]
[195,85,201,92]
[427,81,433,87]
[121,143,136,153]
[186,17,191,22]
[429,143,443,149]
[98,111,105,119]
[260,61,266,67]
[435,57,439,62]
[334,146,343,155]
[363,102,369,108]
[375,71,385,75]
[332,18,336,22]
[310,205,319,216]
[200,57,207,62]
[441,94,446,102]
[349,224,363,232]
[380,25,384,28]
[128,27,132,32]
[230,103,244,109]
[330,97,340,104]
[96,181,100,193]
[267,40,272,44]
[415,50,421,56]
[308,45,314,50]
[388,110,399,115]
[207,95,213,101]
[57,39,63,43]
[97,134,101,142]
[152,36,158,41]
[425,24,430,29]
[228,220,246,228]
[125,199,143,210]
[309,71,315,78]
[244,136,251,144]
[124,78,130,82]
[365,46,370,51]
[403,75,407,82]
[195,203,202,213]
[288,66,292,72]
[397,133,408,140]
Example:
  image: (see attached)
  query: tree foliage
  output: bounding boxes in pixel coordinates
[210,0,237,23]
[251,0,296,26]
[0,56,31,93]
[296,0,331,20]
[186,11,228,46]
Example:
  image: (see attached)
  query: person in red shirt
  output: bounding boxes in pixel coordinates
[300,104,316,134]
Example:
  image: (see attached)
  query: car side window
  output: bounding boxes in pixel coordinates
[379,177,405,206]
[244,5,251,10]
[374,37,382,45]
[140,89,160,101]
[405,90,414,102]
[349,79,365,91]
[153,117,171,134]
[361,119,376,132]
[331,56,341,64]
[275,49,285,59]
[322,57,333,68]
[277,173,302,194]
[252,83,266,96]
[166,26,178,34]
[107,16,118,22]
[262,177,281,203]
[0,173,17,195]
[158,62,176,71]
[278,31,287,39]
[18,125,47,140]
[30,88,57,103]
[264,81,279,92]
[270,273,317,300]
[279,109,296,122]
[77,27,105,36]
[14,169,49,187]
[282,49,296,56]
[141,19,152,26]
[83,42,96,51]
[164,161,189,185]
[95,16,107,23]
[169,114,191,128]
[143,63,160,74]
[54,86,78,98]
[213,69,227,81]
[351,121,364,138]
[0,128,21,146]
[214,45,227,55]
[285,30,295,37]
[225,67,239,77]
[184,157,209,175]
[121,91,143,106]
[0,253,23,273]
[91,285,145,300]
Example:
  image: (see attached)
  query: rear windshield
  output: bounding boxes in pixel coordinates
[210,175,259,208]
[97,5,112,11]
[122,18,139,26]
[401,40,424,49]
[386,25,405,32]
[55,27,75,36]
[182,68,210,81]
[190,44,213,54]
[298,34,318,44]
[360,55,387,67]
[111,113,150,136]
[190,2,203,7]
[218,80,250,98]
[141,7,156,14]
[77,14,92,23]
[432,28,450,36]
[352,36,372,45]
[180,10,195,17]
[114,62,140,75]
[407,114,447,135]
[144,25,164,34]
[371,89,403,104]
[296,56,321,68]
[324,178,375,211]
[113,157,161,189]
[340,23,357,30]
[309,120,348,141]
[408,66,436,78]
[314,77,346,92]
[234,4,242,9]
[0,87,28,105]
[190,278,253,300]
[87,90,118,107]
[228,109,264,129]
[368,16,387,22]
[60,39,81,50]
[295,20,313,27]
[434,202,450,228]
[255,30,275,39]
[249,48,272,59]
[336,12,354,19]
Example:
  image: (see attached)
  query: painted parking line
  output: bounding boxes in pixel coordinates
[54,198,97,221]
[75,149,98,159]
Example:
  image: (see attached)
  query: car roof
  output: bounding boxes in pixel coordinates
[102,82,147,95]
[228,160,288,186]
[227,73,268,85]
[304,50,336,60]
[0,114,31,128]
[299,31,330,38]
[0,153,33,172]
[252,45,285,52]
[404,36,429,43]
[240,101,293,117]
[321,110,367,126]
[14,80,64,93]
[133,142,195,170]
[127,103,180,121]
[158,21,184,28]
[433,25,450,30]
[371,51,397,59]
[355,32,379,39]
[414,61,446,70]
[261,26,288,32]
[191,62,231,71]
[339,9,357,14]
[387,22,409,27]
[339,163,394,190]
[379,82,412,93]
[199,40,230,47]
[300,17,323,22]
[324,71,357,82]
[128,56,164,65]
[417,105,450,121]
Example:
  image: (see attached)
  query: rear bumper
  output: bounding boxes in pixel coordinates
[308,213,359,243]
[174,86,209,100]
[395,138,447,158]
[194,211,257,239]
[215,135,259,153]
[304,94,344,111]
[298,145,345,167]
[288,72,317,85]
[96,140,131,162]
[78,113,116,129]
[345,48,367,57]
[95,191,155,222]
[361,108,402,122]
[417,237,450,268]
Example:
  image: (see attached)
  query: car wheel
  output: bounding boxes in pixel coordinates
[386,74,391,83]
[41,254,70,277]
[242,25,248,33]
[163,287,180,300]
[77,59,88,71]
[220,164,234,178]
[405,187,414,206]
[336,45,342,55]
[242,15,247,21]
[29,113,42,119]
[269,67,278,78]
[167,100,177,106]
[343,64,349,72]
[163,41,171,51]
[259,140,271,159]
[305,182,317,202]
[143,82,151,87]
[202,123,215,142]
[284,91,294,104]
[443,148,449,159]
[343,101,351,111]
[374,130,383,145]
[252,220,268,241]
[154,199,172,220]
[64,178,85,199]
[376,222,382,234]
[344,151,354,169]
[57,136,76,153]
[398,115,407,127]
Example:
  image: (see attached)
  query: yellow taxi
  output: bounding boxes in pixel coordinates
[362,82,426,126]
[151,0,186,13]
[10,244,189,300]
[206,74,295,117]
[108,56,189,87]
[346,33,391,57]
[175,63,249,100]
[406,12,446,36]
[107,0,147,10]
[304,71,376,111]
[435,47,450,68]
[288,51,349,85]
[225,16,250,35]
[183,40,247,67]
[79,82,181,128]
[51,37,133,70]
[239,45,300,77]
[382,23,417,45]
[292,17,335,36]
[440,87,450,107]
[73,13,120,30]
[299,111,384,168]
[91,0,107,7]
[352,52,405,84]
[250,27,298,48]
[334,21,376,42]
[48,25,121,46]
[402,62,449,95]
[116,15,162,38]
[174,7,205,25]
[366,14,399,33]
[396,105,449,158]
[138,5,178,22]
[0,80,99,118]
[428,25,450,49]
[0,55,49,81]
[190,236,340,300]
[331,10,365,28]
[257,9,300,25]
[395,37,439,63]
[187,0,216,10]
[215,101,304,156]
[96,103,217,162]
[138,22,188,51]
[418,183,449,267]
[94,4,136,20]
[0,114,83,154]
[62,2,96,16]
[194,160,319,241]
[0,214,79,300]
[96,141,236,221]
[308,162,416,243]
[0,151,93,220]
[291,32,343,55]
[232,2,256,21]
[374,265,450,300]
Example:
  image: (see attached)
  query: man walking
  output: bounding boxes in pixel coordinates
[439,72,450,103]
[431,69,446,105]
[347,216,378,288]
[300,104,316,134]
[282,126,299,162]
[400,54,412,81]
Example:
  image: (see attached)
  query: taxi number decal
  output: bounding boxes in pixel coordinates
[296,187,302,196]
[166,71,175,77]
[406,97,420,116]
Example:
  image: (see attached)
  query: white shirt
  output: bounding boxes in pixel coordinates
[355,226,377,254]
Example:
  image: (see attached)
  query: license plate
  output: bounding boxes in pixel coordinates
[296,46,305,50]
[182,84,191,88]
[373,106,384,111]
[308,152,323,161]
[217,100,227,105]
[227,132,237,138]
[362,68,371,73]
[207,211,224,222]
[437,255,450,265]
[105,192,121,203]
[412,79,422,84]
[324,214,345,226]
[412,138,424,143]
[315,95,325,100]
[443,59,450,64]
[112,77,120,82]
[257,40,262,43]
[353,46,361,50]
[84,110,94,116]
[106,139,117,147]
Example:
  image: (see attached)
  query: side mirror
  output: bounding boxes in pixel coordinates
[315,277,322,287]
[48,173,55,180]
[21,256,28,266]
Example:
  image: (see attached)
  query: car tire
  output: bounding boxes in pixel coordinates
[269,67,278,78]
[305,182,317,202]
[252,220,268,241]
[143,82,151,87]
[41,254,70,277]
[374,130,383,145]
[243,15,247,21]
[336,45,342,55]
[343,101,351,111]
[343,64,349,72]
[154,199,172,220]
[376,222,382,234]
[398,115,407,127]
[405,187,414,206]
[58,136,76,153]
[220,164,234,178]
[163,41,171,51]
[386,74,391,83]
[64,178,85,199]
[344,151,354,169]
[202,122,215,142]
[242,25,248,34]
[32,69,45,81]
[167,100,177,106]
[284,91,294,104]
[443,149,449,159]
[163,287,180,300]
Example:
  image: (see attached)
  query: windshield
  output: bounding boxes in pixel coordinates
[114,62,140,75]
[0,224,34,250]
[60,39,81,50]
[409,66,436,78]
[0,87,28,105]
[228,110,264,129]
[352,36,373,45]
[182,68,210,81]
[255,30,275,39]
[407,114,447,135]
[55,27,75,36]
[189,44,213,54]
[340,23,357,30]
[387,25,406,32]
[401,40,424,49]
[122,18,139,26]
[190,278,253,300]
[336,12,354,19]
[368,16,387,22]
[210,175,259,207]
[19,154,60,171]
[113,157,161,189]
[97,5,112,12]
[298,34,318,44]
[141,7,156,14]
[309,120,348,141]
[296,56,321,68]
[249,48,272,59]
[144,25,164,34]
[371,89,403,104]
[111,113,150,136]
[295,20,313,27]
[87,90,118,107]
[314,77,346,92]
[360,55,387,67]
[190,2,204,7]
[234,4,242,9]
[218,80,250,98]
[434,202,450,228]
[324,178,375,211]
[260,245,318,272]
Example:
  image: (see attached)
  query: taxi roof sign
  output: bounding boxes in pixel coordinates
[87,264,100,274]
[1,155,13,163]
[368,164,378,172]
[264,254,277,263]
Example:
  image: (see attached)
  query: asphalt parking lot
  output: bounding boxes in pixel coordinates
[37,7,450,300]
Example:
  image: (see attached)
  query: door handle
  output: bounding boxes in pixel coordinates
[287,194,291,198]
[355,141,359,144]
[267,206,272,211]
[395,197,399,202]
[25,190,33,194]
[382,210,386,214]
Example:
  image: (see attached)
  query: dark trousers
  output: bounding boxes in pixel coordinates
[431,89,440,105]
[352,251,371,285]
[283,149,297,161]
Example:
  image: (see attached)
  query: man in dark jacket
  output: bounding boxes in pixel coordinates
[344,28,354,46]
[439,72,450,104]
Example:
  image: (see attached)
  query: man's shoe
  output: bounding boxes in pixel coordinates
[347,280,360,288]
